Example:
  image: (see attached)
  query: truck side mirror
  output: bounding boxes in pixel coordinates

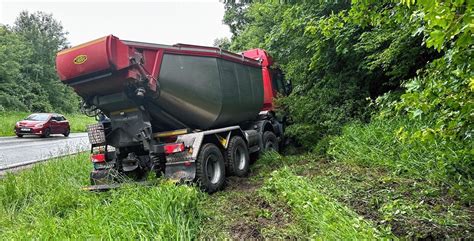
[285,80,293,95]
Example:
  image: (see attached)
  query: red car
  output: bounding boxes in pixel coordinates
[15,113,70,138]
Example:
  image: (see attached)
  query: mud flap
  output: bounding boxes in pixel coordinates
[82,181,154,192]
[90,169,116,185]
[164,162,196,181]
[82,183,122,192]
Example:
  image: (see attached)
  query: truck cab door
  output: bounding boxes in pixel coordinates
[271,68,291,96]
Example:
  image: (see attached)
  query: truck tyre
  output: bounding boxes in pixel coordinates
[225,136,250,177]
[195,143,226,193]
[263,131,279,152]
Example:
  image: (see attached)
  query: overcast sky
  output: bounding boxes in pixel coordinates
[0,0,232,46]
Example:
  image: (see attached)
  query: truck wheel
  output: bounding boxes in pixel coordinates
[263,131,279,152]
[225,136,250,177]
[195,143,226,193]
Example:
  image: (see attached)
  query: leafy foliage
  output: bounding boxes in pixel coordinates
[261,167,393,239]
[0,11,80,113]
[224,1,439,147]
[329,118,474,203]
[223,0,472,203]
[0,25,50,111]
[389,0,474,143]
[212,37,231,50]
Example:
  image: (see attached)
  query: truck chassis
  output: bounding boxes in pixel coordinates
[88,110,283,193]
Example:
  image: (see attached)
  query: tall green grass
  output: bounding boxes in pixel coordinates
[0,111,95,136]
[0,153,203,240]
[328,118,474,202]
[260,167,393,239]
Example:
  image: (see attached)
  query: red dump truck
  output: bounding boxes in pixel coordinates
[56,35,290,193]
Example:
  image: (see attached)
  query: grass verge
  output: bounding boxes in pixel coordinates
[198,170,302,239]
[265,152,473,239]
[261,167,393,239]
[0,111,95,136]
[199,152,393,239]
[0,153,203,240]
[1,149,471,239]
[199,151,473,239]
[328,118,474,203]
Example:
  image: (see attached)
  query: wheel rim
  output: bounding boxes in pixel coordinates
[45,129,50,136]
[206,153,221,184]
[235,146,247,170]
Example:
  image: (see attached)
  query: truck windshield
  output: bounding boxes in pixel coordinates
[271,69,285,95]
[25,114,50,121]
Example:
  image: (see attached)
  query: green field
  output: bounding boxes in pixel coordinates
[0,111,95,137]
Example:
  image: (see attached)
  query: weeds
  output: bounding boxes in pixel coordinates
[294,161,474,238]
[0,153,203,240]
[1,147,471,239]
[255,152,473,239]
[328,118,474,203]
[260,167,393,239]
[198,159,303,239]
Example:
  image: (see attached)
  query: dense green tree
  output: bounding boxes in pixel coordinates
[223,1,439,147]
[0,11,80,113]
[223,0,473,196]
[13,11,79,113]
[391,0,473,142]
[0,25,50,111]
[212,37,231,50]
[223,1,250,36]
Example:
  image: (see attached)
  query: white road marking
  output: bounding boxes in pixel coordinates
[0,133,90,170]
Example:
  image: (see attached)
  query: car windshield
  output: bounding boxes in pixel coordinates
[25,114,50,121]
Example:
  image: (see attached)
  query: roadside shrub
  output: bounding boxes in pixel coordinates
[328,118,474,203]
[311,135,332,156]
[261,168,392,239]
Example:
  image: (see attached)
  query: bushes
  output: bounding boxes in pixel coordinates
[261,168,392,239]
[0,13,80,114]
[328,118,474,203]
[223,1,441,148]
[0,153,203,240]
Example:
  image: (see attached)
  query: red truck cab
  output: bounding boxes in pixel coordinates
[242,49,290,111]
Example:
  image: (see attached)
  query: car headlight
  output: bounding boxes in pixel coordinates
[35,124,44,128]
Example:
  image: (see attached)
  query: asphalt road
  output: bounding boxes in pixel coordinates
[0,133,90,170]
